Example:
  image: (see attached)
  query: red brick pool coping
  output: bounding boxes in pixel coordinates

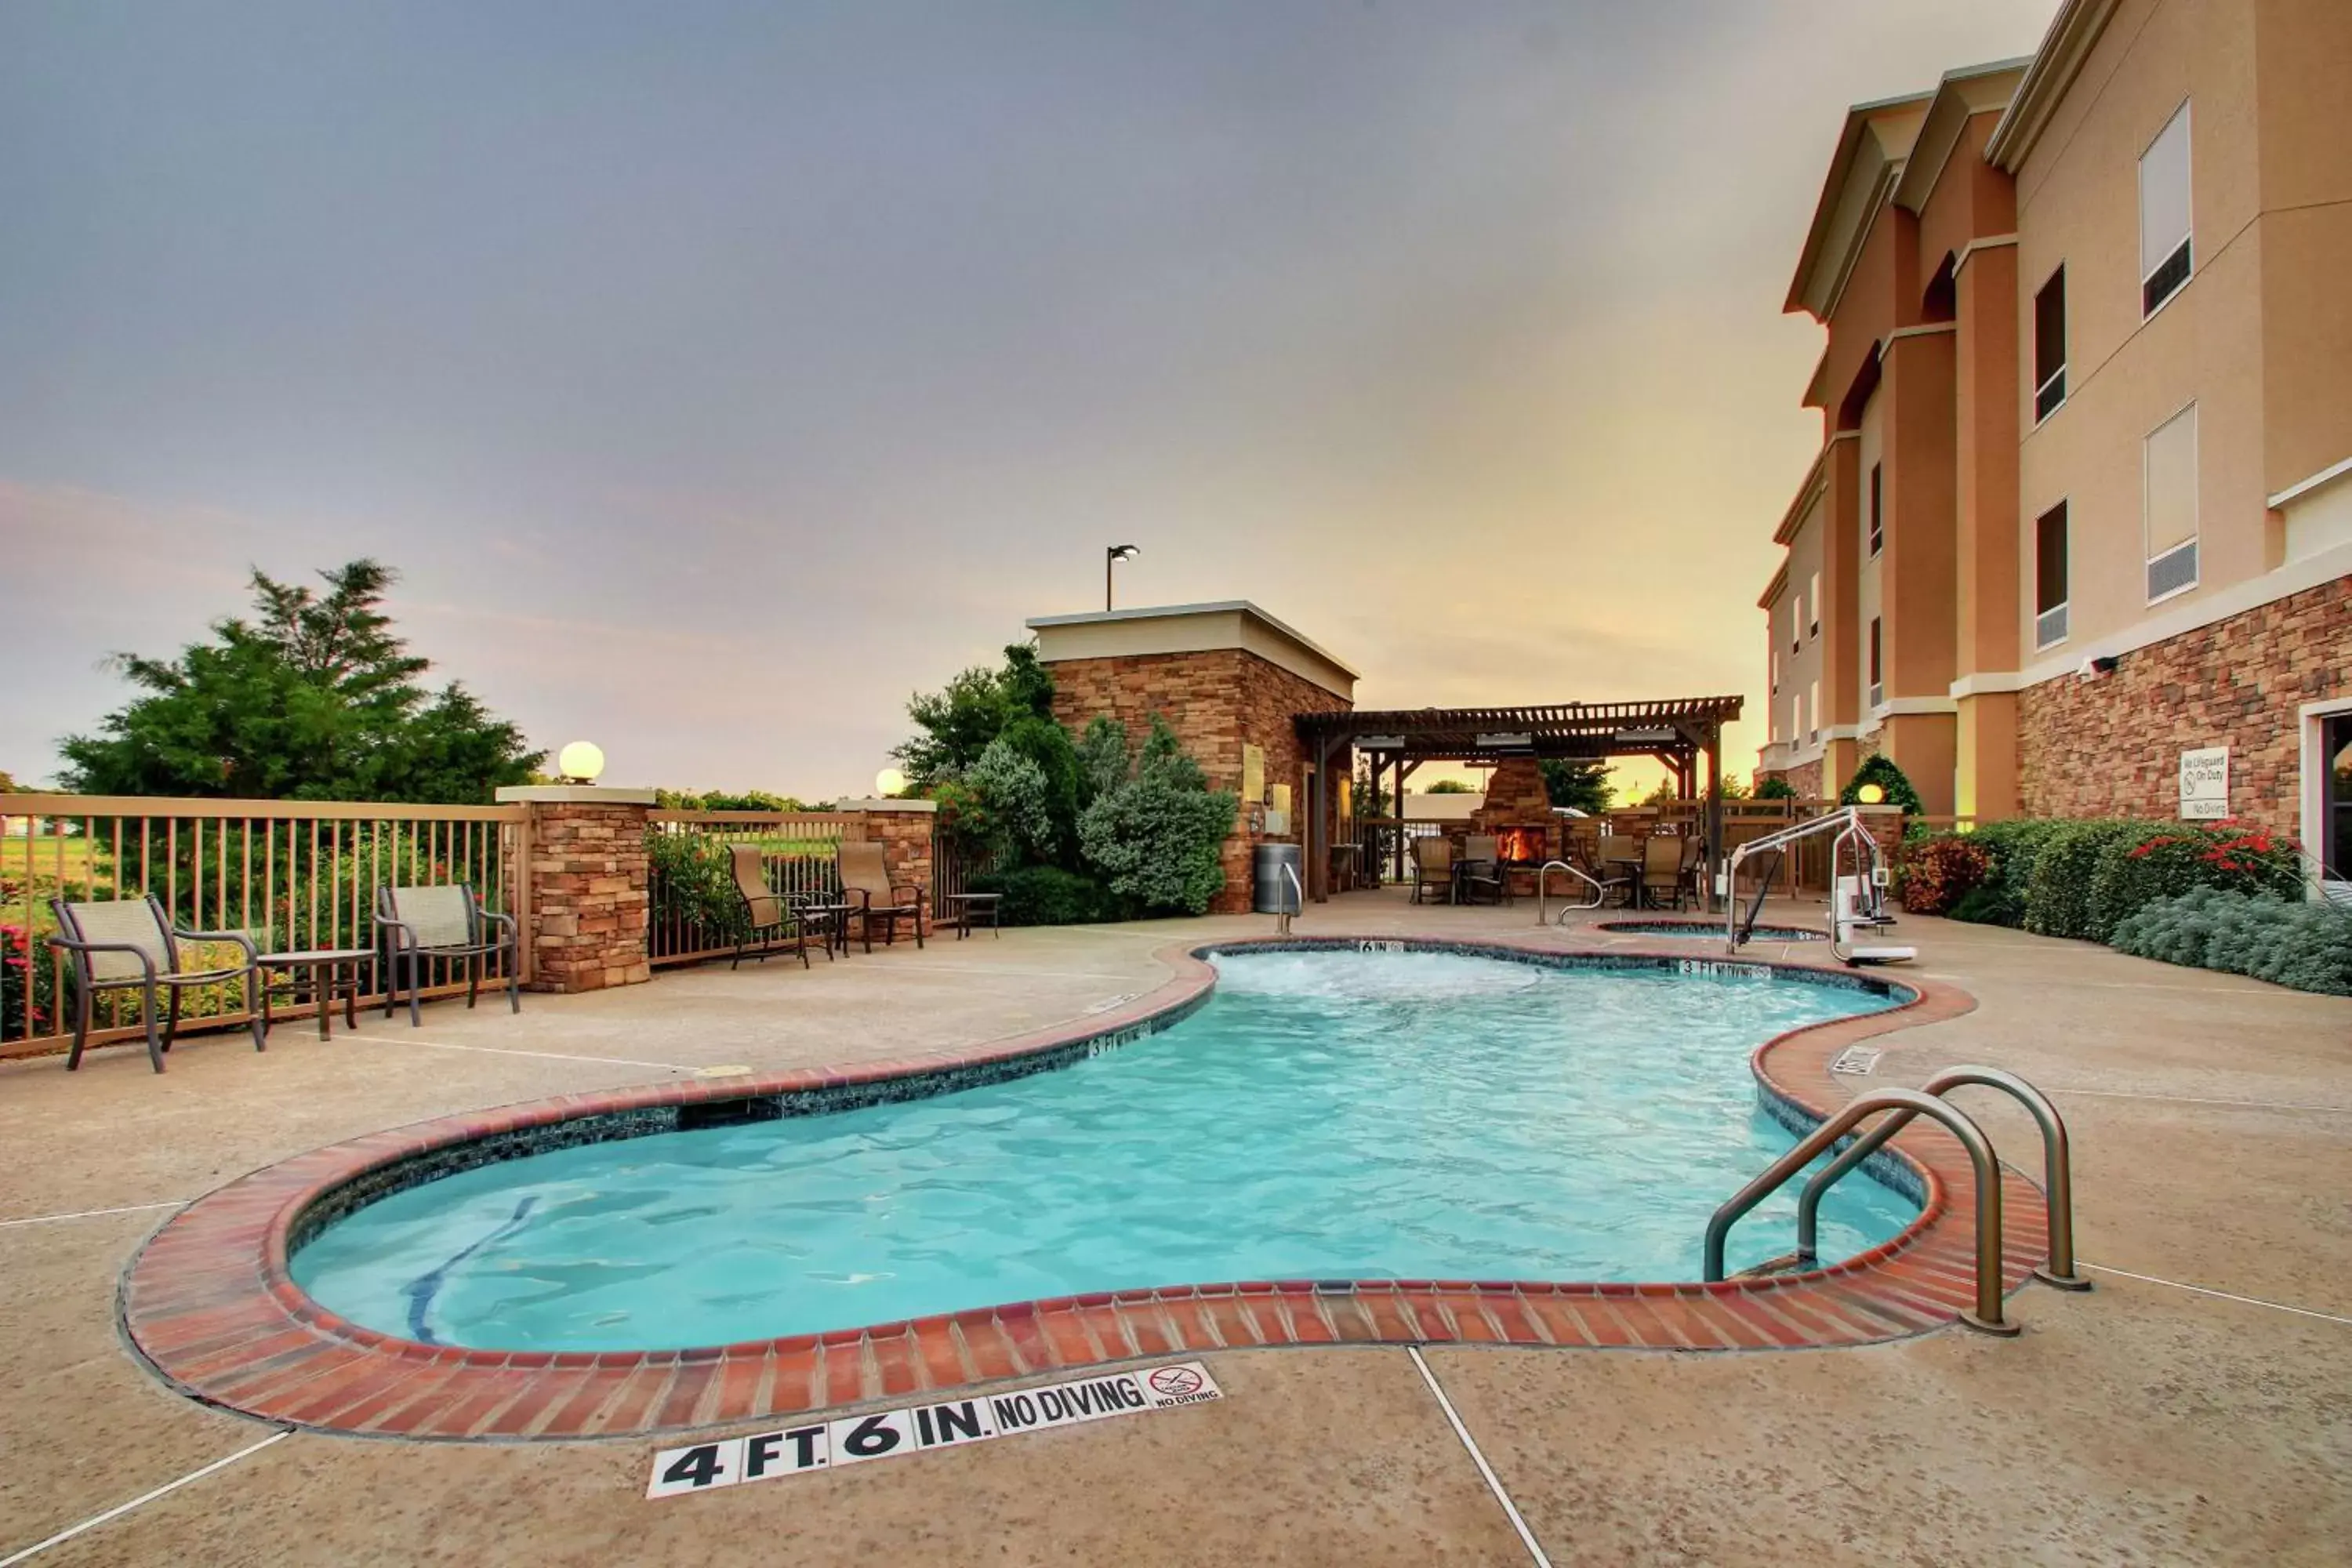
[120,934,2045,1443]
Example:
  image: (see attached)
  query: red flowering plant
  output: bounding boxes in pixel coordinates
[0,919,49,1040]
[2089,823,2305,942]
[1900,834,1993,915]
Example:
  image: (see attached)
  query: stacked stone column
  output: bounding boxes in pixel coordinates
[495,786,656,993]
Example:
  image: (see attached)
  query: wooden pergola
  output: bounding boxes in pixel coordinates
[1290,697,1746,904]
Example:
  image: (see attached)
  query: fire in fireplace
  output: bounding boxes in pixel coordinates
[1492,825,1551,863]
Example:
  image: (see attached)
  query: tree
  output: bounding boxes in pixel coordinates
[58,561,541,804]
[1539,760,1612,814]
[1754,775,1798,801]
[1077,717,1237,915]
[0,769,17,792]
[1424,779,1476,795]
[894,641,1058,791]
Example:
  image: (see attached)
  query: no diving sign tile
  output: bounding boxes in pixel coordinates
[647,1362,1223,1500]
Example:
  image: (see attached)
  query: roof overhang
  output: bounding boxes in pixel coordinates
[1893,59,2032,213]
[1986,0,2120,173]
[1027,599,1358,702]
[1297,699,1743,763]
[1758,560,1791,612]
[1784,92,1931,322]
[1773,447,1831,546]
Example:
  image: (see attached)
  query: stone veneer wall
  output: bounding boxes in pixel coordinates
[524,801,652,993]
[1046,648,1348,913]
[2016,576,2349,833]
[858,810,936,926]
[1764,759,1828,799]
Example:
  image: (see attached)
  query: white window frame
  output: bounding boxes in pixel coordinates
[2032,263,2067,425]
[2300,697,2352,900]
[1807,571,1821,640]
[1867,463,1884,558]
[2138,100,2193,320]
[2143,399,2201,606]
[1867,615,1884,710]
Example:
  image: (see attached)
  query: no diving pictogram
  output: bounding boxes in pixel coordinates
[1147,1366,1204,1397]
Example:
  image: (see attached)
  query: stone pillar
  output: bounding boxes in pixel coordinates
[495,786,657,994]
[837,798,940,924]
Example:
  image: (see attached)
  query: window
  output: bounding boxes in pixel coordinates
[1808,572,1821,639]
[2034,502,2070,648]
[2034,267,2067,420]
[1867,463,1884,557]
[2144,402,2199,601]
[1790,591,1802,654]
[1807,680,1820,745]
[2140,103,2192,316]
[1769,638,1780,696]
[1867,616,1883,709]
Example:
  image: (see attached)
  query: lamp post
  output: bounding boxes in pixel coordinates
[1105,544,1140,611]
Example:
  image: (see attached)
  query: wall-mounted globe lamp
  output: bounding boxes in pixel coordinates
[1855,782,1886,805]
[557,741,605,785]
[874,768,908,799]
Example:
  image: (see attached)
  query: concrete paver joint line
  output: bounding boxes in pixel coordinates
[394,1036,688,1073]
[1408,1347,1552,1568]
[0,1430,291,1567]
[0,1200,186,1229]
[2081,1264,2352,1326]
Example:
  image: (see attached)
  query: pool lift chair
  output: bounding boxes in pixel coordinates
[1722,807,1913,966]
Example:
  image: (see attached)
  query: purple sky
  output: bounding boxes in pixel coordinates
[0,1,2056,797]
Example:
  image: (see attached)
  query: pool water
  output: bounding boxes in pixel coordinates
[291,950,1914,1352]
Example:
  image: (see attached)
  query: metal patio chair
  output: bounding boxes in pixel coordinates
[1410,836,1457,905]
[727,844,823,969]
[47,894,265,1072]
[375,884,519,1026]
[1458,833,1507,906]
[1641,835,1689,911]
[837,840,926,951]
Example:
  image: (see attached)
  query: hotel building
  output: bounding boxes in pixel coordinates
[1755,0,2350,880]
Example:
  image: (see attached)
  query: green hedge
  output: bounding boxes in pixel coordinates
[1911,818,2305,942]
[969,866,1133,927]
[2111,887,2352,996]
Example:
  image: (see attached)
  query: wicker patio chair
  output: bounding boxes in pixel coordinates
[837,840,925,951]
[1410,836,1457,905]
[727,844,822,970]
[375,884,519,1026]
[47,894,264,1072]
[1457,833,1507,906]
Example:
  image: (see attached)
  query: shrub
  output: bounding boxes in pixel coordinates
[970,866,1130,927]
[2024,819,2161,940]
[1072,716,1238,917]
[1900,835,1991,915]
[2112,887,2352,996]
[1840,755,1924,814]
[644,831,751,944]
[2085,825,2304,942]
[964,736,1058,863]
[1753,775,1798,801]
[1951,818,2074,927]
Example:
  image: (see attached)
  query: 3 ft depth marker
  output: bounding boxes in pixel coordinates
[647,1362,1223,1499]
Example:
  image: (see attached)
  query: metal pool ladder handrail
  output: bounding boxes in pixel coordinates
[1274,861,1304,936]
[1535,859,1608,924]
[1795,1065,2090,1291]
[1702,1087,2020,1335]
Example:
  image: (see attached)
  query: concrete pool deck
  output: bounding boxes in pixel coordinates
[2,892,2347,1564]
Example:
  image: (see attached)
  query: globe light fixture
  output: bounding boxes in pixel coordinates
[557,741,605,784]
[1855,782,1886,805]
[874,768,908,798]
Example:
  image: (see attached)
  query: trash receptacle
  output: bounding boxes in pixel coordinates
[1254,843,1303,914]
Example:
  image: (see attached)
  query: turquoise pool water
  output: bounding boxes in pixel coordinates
[290,949,1913,1352]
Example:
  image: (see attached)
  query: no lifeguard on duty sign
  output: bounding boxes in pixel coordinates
[647,1361,1223,1499]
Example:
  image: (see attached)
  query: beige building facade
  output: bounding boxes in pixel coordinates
[1756,0,2350,881]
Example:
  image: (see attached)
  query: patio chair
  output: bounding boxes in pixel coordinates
[1598,834,1643,907]
[837,840,925,951]
[1410,836,1457,905]
[1458,833,1507,906]
[376,884,519,1026]
[47,894,264,1072]
[1641,836,1688,911]
[727,844,822,970]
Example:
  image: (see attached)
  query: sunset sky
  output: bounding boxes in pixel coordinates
[1,0,2058,800]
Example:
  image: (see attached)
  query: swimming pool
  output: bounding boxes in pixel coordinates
[289,947,1915,1352]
